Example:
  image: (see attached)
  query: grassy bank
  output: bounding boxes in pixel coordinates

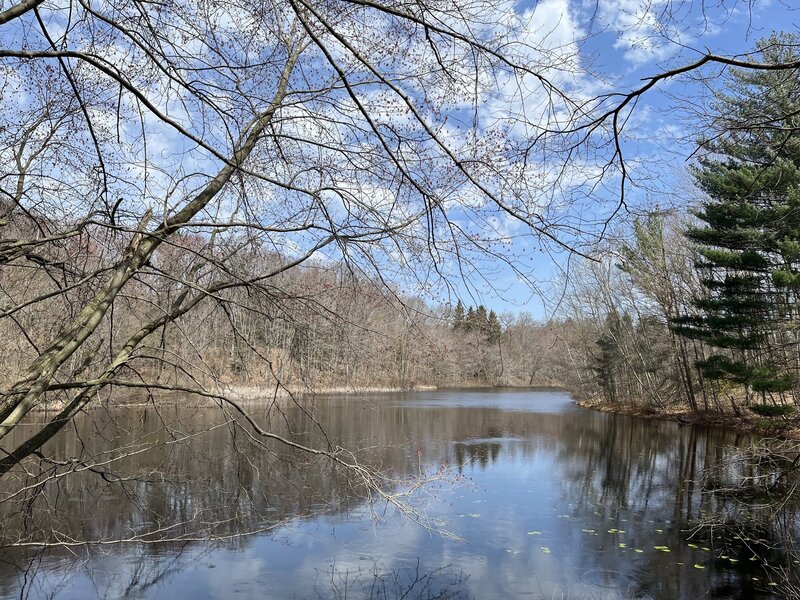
[574,395,800,440]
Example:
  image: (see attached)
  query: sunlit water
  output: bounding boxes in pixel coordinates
[0,388,796,599]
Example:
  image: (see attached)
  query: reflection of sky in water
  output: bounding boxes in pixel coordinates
[384,388,583,414]
[0,389,790,599]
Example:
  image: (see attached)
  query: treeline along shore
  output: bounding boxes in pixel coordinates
[6,33,800,444]
[551,36,800,440]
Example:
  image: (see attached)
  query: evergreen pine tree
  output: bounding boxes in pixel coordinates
[673,34,800,398]
[453,300,466,331]
[465,306,475,332]
[475,305,488,329]
[487,310,502,343]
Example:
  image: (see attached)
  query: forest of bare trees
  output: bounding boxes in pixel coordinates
[0,0,620,550]
[4,0,800,568]
[550,34,800,427]
[0,228,567,396]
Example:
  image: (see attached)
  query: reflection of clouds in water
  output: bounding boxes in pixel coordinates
[0,389,793,599]
[204,552,270,598]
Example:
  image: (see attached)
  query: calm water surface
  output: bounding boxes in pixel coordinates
[0,388,794,599]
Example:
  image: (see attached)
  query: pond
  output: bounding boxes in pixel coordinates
[0,388,796,599]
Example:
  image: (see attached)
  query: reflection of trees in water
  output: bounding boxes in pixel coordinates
[0,543,199,599]
[692,440,800,595]
[0,405,369,548]
[315,560,472,600]
[452,441,501,470]
[553,411,800,599]
[0,393,561,597]
[0,392,797,598]
[0,398,562,551]
[0,395,781,546]
[551,409,785,523]
[1,547,473,600]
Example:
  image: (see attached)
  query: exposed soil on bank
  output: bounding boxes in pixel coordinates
[574,396,800,440]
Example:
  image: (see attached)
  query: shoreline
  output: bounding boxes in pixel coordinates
[33,382,565,411]
[573,396,800,440]
[227,382,564,398]
[33,384,437,411]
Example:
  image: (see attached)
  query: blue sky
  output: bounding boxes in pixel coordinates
[6,0,798,323]
[447,0,800,319]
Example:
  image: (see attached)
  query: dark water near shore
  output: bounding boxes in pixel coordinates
[0,389,796,599]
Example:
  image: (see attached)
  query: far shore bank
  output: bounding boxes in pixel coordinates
[33,381,566,411]
[228,383,440,399]
[227,381,565,398]
[574,395,800,440]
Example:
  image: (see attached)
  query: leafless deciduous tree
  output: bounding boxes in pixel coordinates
[2,0,800,544]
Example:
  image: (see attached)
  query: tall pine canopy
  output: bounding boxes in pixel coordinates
[673,33,800,398]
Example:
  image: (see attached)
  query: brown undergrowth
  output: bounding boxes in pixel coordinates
[575,396,800,440]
